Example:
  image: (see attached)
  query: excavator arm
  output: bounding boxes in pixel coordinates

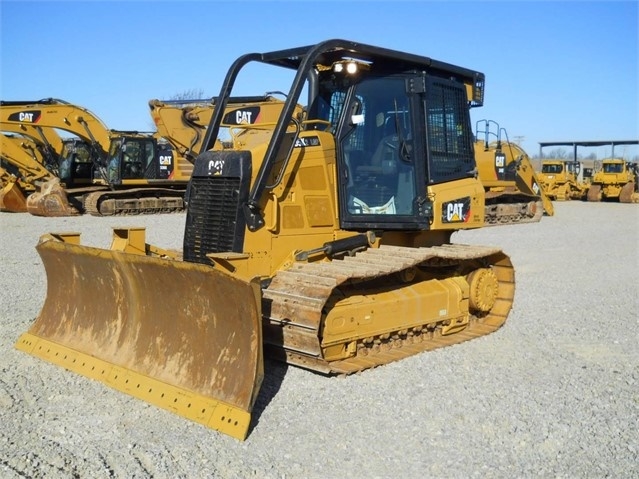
[0,133,53,185]
[1,121,65,172]
[0,98,114,182]
[0,133,51,211]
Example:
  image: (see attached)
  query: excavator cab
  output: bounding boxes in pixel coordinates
[105,136,174,183]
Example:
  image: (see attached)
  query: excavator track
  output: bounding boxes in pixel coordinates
[484,190,544,226]
[263,243,514,374]
[83,188,186,216]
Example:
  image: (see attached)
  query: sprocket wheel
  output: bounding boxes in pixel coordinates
[467,268,499,313]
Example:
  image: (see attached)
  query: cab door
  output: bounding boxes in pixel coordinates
[334,74,425,230]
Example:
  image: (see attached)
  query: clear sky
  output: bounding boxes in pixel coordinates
[1,0,637,159]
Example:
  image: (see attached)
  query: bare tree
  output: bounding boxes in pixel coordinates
[542,148,571,159]
[169,89,208,102]
[147,89,209,130]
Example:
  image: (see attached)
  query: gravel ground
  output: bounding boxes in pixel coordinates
[1,201,638,479]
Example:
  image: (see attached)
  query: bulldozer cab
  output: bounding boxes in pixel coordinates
[317,69,477,229]
[193,40,484,240]
[329,75,416,218]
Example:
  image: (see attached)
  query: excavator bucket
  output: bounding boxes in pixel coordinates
[15,231,264,440]
[25,177,80,217]
[0,179,28,212]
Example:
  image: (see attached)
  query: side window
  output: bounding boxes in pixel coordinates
[426,78,474,183]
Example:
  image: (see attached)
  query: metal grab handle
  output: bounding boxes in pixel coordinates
[265,117,300,190]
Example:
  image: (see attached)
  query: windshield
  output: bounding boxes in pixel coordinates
[542,163,563,174]
[603,162,623,173]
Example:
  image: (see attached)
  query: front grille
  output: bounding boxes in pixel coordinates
[183,176,242,264]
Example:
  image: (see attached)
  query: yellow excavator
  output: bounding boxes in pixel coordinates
[474,119,553,223]
[16,39,516,440]
[588,158,639,202]
[0,99,190,216]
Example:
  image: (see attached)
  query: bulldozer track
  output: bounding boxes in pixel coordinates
[83,188,186,216]
[263,243,514,375]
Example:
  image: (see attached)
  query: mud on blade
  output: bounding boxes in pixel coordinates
[16,234,263,440]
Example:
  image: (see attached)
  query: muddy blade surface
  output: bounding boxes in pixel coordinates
[16,237,263,440]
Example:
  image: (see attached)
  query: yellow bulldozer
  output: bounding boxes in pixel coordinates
[538,140,638,202]
[16,39,516,440]
[538,159,589,200]
[587,158,639,203]
[474,119,553,223]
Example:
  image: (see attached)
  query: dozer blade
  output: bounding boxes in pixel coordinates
[15,234,264,440]
[25,177,80,217]
[0,180,28,212]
